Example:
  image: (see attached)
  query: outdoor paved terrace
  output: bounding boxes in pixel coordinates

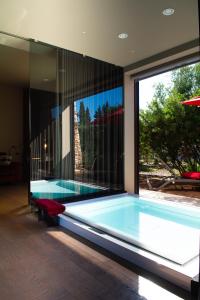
[140,188,200,207]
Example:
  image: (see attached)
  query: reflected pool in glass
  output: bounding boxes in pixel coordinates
[31,179,105,200]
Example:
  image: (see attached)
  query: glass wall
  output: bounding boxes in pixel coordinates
[74,86,124,190]
[139,62,200,195]
[30,43,124,201]
[30,43,60,181]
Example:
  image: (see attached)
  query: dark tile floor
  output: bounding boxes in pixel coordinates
[0,184,183,300]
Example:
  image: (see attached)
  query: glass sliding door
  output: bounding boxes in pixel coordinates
[29,42,60,181]
[30,42,124,201]
[0,32,30,201]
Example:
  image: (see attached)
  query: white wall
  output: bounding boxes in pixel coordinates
[0,84,23,161]
[124,74,135,192]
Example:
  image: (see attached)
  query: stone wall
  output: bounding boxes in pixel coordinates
[74,112,82,170]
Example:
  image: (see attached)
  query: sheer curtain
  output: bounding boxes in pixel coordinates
[30,42,124,195]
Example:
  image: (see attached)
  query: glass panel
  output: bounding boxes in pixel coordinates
[0,32,30,186]
[30,43,124,200]
[29,42,60,181]
[74,86,124,190]
[139,62,200,195]
[58,49,124,193]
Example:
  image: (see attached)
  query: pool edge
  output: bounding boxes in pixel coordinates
[59,214,195,298]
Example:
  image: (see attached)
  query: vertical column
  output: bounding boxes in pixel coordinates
[124,73,135,193]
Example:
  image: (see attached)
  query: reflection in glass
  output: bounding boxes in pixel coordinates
[74,87,124,191]
[30,44,124,200]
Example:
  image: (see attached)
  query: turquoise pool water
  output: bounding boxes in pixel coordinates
[31,180,104,199]
[64,194,200,264]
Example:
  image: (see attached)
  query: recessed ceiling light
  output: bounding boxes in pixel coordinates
[118,33,128,39]
[43,78,49,82]
[162,8,175,16]
[82,31,86,34]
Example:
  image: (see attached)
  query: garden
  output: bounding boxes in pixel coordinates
[139,63,200,197]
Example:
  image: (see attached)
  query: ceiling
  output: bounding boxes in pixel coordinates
[0,35,57,88]
[0,0,198,67]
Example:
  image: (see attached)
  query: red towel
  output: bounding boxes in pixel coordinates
[35,199,65,216]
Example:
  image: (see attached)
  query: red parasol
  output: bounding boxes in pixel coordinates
[181,96,200,106]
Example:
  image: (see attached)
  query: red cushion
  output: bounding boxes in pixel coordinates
[35,199,65,216]
[181,172,200,180]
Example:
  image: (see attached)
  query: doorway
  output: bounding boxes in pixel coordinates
[138,61,200,200]
[0,33,30,206]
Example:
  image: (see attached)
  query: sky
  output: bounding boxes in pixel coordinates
[139,70,173,110]
[74,70,173,119]
[75,86,123,120]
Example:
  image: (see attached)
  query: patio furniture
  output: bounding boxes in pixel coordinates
[146,157,200,191]
[35,199,65,226]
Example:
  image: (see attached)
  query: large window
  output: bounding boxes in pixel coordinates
[139,61,200,198]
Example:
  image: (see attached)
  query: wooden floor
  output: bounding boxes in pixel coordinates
[0,184,183,300]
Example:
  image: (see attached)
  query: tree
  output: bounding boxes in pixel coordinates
[79,101,86,124]
[172,65,194,98]
[94,105,102,119]
[78,102,92,167]
[85,107,91,124]
[102,101,110,115]
[140,63,200,174]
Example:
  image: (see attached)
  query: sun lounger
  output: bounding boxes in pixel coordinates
[146,157,200,191]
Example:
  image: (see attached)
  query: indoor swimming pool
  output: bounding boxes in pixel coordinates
[64,194,200,264]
